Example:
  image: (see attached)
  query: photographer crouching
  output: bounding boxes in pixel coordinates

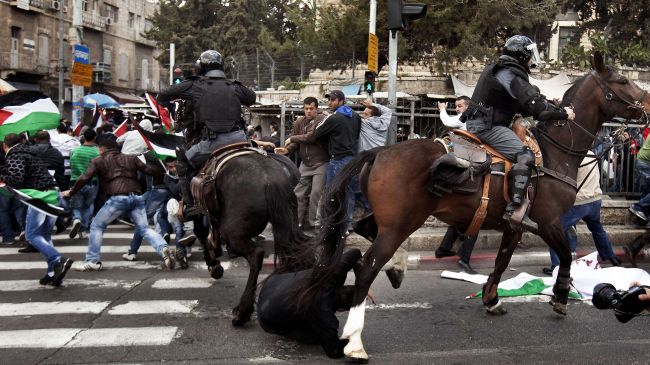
[592,282,650,322]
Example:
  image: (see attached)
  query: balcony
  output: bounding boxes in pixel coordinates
[9,0,57,13]
[134,32,156,47]
[0,51,50,75]
[82,12,106,31]
[92,62,112,84]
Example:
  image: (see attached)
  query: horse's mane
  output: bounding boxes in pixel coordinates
[560,73,588,107]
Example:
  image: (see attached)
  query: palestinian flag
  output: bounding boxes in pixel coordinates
[145,92,174,133]
[72,122,84,137]
[134,123,183,160]
[468,272,582,300]
[0,90,60,141]
[113,120,129,137]
[0,183,66,218]
[91,103,105,130]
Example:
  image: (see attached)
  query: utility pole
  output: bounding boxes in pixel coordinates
[169,43,175,85]
[71,0,84,127]
[57,0,64,112]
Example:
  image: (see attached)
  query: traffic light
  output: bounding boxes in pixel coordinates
[387,0,428,31]
[364,71,376,94]
[172,67,184,84]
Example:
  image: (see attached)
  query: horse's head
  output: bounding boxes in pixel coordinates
[589,51,650,122]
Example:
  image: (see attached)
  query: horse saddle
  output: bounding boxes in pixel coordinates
[190,142,265,216]
[427,152,492,196]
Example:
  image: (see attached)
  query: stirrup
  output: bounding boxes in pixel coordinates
[502,212,538,234]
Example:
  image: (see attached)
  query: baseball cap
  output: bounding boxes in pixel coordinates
[325,90,345,101]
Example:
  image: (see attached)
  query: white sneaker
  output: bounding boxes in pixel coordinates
[69,219,81,239]
[162,247,174,270]
[186,246,192,258]
[122,252,136,261]
[78,231,86,240]
[178,234,196,247]
[74,261,103,272]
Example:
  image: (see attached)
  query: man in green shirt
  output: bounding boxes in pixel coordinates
[68,128,100,239]
[629,134,650,224]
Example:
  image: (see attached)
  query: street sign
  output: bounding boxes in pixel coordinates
[368,33,379,74]
[71,63,93,87]
[73,44,90,65]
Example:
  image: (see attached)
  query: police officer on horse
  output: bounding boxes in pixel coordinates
[157,50,256,219]
[465,35,575,232]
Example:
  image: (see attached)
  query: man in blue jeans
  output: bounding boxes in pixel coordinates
[63,135,173,271]
[1,133,73,285]
[544,151,621,274]
[68,128,100,239]
[0,193,25,245]
[629,133,650,224]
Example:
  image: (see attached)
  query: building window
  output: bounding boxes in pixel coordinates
[106,4,119,22]
[128,12,135,28]
[81,0,88,11]
[144,19,152,32]
[103,48,112,65]
[141,58,149,90]
[11,26,21,39]
[38,34,49,67]
[119,52,128,81]
[136,15,142,29]
[558,26,578,60]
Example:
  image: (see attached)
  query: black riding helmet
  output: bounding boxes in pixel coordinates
[503,35,541,69]
[196,50,224,75]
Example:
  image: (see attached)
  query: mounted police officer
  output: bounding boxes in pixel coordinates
[157,50,256,219]
[465,35,575,232]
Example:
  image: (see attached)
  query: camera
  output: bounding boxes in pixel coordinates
[592,283,650,323]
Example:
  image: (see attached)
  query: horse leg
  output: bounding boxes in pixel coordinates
[481,229,521,315]
[231,242,264,326]
[193,217,223,279]
[538,221,572,315]
[341,230,406,362]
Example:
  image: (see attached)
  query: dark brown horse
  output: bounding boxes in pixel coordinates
[190,150,310,326]
[293,52,650,361]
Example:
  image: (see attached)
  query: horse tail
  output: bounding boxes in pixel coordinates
[293,148,381,312]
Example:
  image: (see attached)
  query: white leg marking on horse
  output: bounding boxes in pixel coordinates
[341,299,368,360]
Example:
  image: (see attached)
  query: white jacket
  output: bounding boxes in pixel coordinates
[575,151,602,205]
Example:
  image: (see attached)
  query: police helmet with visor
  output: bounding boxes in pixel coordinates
[196,50,224,74]
[503,35,541,69]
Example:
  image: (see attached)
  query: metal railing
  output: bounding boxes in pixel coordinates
[250,103,646,198]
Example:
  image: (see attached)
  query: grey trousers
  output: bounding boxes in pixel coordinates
[474,126,524,161]
[185,130,248,168]
[294,162,328,229]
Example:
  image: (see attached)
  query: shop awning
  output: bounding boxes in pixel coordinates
[105,90,144,104]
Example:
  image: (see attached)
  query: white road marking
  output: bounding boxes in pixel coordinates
[0,245,157,255]
[108,300,198,315]
[0,279,140,291]
[0,301,109,316]
[366,302,433,310]
[152,278,214,289]
[1,260,230,271]
[0,327,178,348]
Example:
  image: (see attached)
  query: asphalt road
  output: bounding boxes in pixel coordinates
[1,225,649,365]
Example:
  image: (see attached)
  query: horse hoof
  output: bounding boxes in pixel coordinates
[485,300,507,315]
[210,265,224,280]
[344,350,369,364]
[549,299,568,315]
[385,268,404,289]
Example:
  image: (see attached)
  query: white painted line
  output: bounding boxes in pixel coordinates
[0,327,178,348]
[0,245,157,255]
[0,279,140,291]
[366,302,432,310]
[108,300,198,315]
[0,260,231,271]
[0,301,109,316]
[152,278,213,289]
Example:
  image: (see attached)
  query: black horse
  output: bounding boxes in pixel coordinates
[190,149,311,326]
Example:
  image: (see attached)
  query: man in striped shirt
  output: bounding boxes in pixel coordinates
[68,128,100,239]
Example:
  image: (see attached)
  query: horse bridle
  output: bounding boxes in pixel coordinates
[590,70,649,123]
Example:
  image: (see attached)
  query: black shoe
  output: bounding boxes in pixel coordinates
[69,219,81,239]
[628,206,649,223]
[608,256,622,267]
[542,267,554,276]
[435,247,456,258]
[457,259,478,275]
[39,274,54,285]
[51,257,73,286]
[18,244,38,253]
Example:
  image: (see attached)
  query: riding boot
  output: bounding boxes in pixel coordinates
[503,148,538,233]
[176,149,199,220]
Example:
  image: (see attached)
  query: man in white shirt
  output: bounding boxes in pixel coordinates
[438,96,470,130]
[359,99,392,152]
[116,119,153,155]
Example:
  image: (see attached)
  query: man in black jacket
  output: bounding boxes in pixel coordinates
[157,50,256,219]
[257,248,361,359]
[30,130,67,234]
[0,133,73,285]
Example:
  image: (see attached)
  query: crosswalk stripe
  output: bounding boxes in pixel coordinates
[108,300,198,315]
[0,301,109,316]
[0,327,178,348]
[0,279,141,292]
[0,245,158,255]
[152,278,214,289]
[0,260,230,271]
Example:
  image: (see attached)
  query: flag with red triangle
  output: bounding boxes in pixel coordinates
[145,92,174,133]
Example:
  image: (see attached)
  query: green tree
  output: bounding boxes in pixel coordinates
[561,0,650,66]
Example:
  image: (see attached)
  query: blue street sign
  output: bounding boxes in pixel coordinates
[73,44,90,65]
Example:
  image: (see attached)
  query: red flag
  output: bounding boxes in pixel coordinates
[72,122,83,137]
[92,104,104,131]
[145,92,173,133]
[113,120,128,137]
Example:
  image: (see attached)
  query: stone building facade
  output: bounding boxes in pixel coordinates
[0,0,162,116]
